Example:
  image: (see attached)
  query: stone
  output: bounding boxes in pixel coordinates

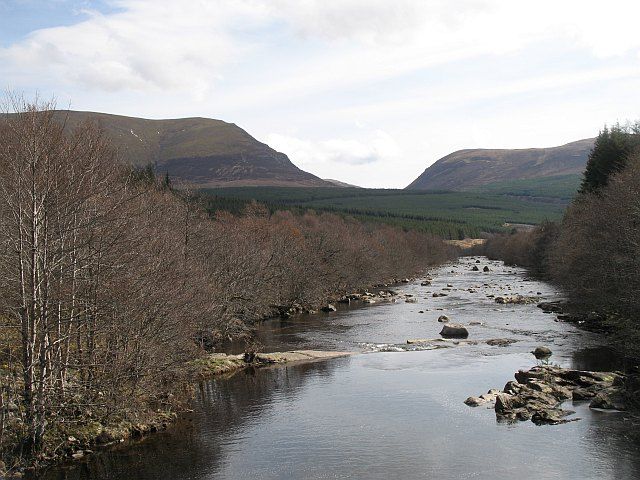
[495,295,537,305]
[503,380,522,395]
[531,409,577,426]
[532,346,552,359]
[537,302,563,313]
[321,304,337,312]
[590,389,626,410]
[464,396,486,407]
[406,298,417,303]
[475,365,627,427]
[483,266,490,272]
[528,381,554,394]
[486,338,517,347]
[572,388,596,400]
[472,266,480,271]
[495,393,522,413]
[440,323,469,338]
[438,315,449,323]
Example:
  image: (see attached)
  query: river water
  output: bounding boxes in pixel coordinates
[39,257,640,480]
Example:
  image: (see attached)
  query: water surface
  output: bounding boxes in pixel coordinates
[39,257,640,480]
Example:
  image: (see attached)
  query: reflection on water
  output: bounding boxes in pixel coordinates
[572,346,625,372]
[35,257,640,480]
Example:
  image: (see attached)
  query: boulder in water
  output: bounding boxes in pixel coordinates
[486,338,517,347]
[440,323,469,338]
[532,346,552,359]
[464,396,486,407]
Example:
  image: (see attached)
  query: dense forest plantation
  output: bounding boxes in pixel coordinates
[201,185,569,239]
[479,122,640,367]
[0,100,455,470]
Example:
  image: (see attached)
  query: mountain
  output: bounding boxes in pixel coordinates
[406,139,594,191]
[51,111,331,188]
[323,179,361,188]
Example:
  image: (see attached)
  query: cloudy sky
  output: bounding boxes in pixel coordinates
[1,0,639,187]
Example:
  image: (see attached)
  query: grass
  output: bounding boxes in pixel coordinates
[199,184,572,238]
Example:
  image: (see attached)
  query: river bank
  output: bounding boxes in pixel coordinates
[23,256,640,480]
[1,350,357,478]
[0,267,434,478]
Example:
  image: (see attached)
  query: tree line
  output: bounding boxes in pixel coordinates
[0,98,454,467]
[479,121,640,362]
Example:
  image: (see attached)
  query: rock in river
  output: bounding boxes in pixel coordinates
[532,346,552,358]
[322,304,337,312]
[467,365,626,426]
[464,396,485,407]
[440,323,469,338]
[486,338,518,347]
[438,315,449,323]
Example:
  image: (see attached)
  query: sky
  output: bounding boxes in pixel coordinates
[1,1,640,188]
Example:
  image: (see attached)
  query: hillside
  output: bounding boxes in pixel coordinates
[407,139,593,191]
[324,179,362,188]
[51,111,330,188]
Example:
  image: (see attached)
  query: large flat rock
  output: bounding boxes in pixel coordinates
[257,350,354,363]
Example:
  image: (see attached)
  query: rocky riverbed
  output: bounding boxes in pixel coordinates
[30,257,640,480]
[466,361,626,425]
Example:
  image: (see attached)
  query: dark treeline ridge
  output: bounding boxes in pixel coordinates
[0,100,455,470]
[476,122,640,368]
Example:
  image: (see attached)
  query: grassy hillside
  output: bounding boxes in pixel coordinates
[47,111,330,187]
[200,186,568,238]
[408,139,593,191]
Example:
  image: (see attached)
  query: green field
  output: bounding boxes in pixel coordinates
[199,181,572,238]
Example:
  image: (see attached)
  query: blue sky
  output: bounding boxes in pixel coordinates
[0,1,115,42]
[1,0,639,187]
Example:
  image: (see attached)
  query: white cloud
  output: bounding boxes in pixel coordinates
[1,1,264,95]
[4,0,640,97]
[266,130,401,168]
[3,0,640,188]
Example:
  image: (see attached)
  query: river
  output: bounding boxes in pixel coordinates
[37,257,640,479]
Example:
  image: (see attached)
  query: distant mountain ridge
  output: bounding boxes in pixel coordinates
[407,139,594,191]
[49,111,331,188]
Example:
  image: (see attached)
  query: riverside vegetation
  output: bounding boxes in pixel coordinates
[477,121,640,400]
[0,99,455,474]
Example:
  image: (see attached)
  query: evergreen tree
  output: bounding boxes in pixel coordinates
[162,171,172,190]
[580,122,640,193]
